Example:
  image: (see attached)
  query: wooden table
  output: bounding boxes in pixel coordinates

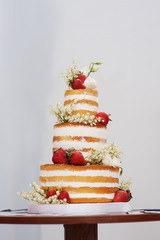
[1,211,160,240]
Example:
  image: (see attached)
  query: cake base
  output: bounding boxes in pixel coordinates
[28,202,131,215]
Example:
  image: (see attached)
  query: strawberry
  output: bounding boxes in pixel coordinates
[75,74,86,83]
[52,149,68,164]
[58,191,70,203]
[113,190,130,202]
[70,151,86,166]
[95,112,110,126]
[46,189,56,198]
[72,79,86,89]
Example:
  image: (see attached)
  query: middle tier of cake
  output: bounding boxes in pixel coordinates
[53,123,107,157]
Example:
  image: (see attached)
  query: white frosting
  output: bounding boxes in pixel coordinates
[67,103,98,112]
[40,170,118,178]
[64,94,98,103]
[53,140,106,150]
[54,125,107,139]
[69,193,114,199]
[39,181,118,188]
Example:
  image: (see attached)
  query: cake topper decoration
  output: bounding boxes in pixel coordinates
[60,59,102,89]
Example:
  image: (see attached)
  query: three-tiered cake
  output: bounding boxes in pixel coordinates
[39,61,121,203]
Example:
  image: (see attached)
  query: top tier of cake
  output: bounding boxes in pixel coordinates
[64,89,98,116]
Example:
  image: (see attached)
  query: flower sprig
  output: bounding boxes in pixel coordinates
[17,182,68,204]
[60,59,102,88]
[49,101,102,126]
[68,112,101,126]
[85,142,123,167]
[119,178,133,191]
[60,59,81,88]
[119,178,133,200]
[48,100,76,123]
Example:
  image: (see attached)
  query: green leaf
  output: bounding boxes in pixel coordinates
[120,167,123,176]
[43,187,49,195]
[53,148,62,154]
[94,62,103,65]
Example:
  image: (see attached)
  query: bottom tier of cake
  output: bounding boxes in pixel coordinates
[39,164,119,203]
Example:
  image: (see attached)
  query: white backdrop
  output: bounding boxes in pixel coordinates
[0,0,160,239]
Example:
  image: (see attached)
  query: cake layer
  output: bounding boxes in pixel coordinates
[39,164,119,203]
[53,123,107,151]
[72,110,98,116]
[64,89,98,115]
[65,89,98,97]
[53,136,106,143]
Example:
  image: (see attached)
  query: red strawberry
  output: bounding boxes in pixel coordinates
[52,149,68,164]
[46,189,56,198]
[58,191,70,203]
[72,79,86,89]
[95,112,110,126]
[113,190,130,202]
[70,151,86,166]
[75,74,86,83]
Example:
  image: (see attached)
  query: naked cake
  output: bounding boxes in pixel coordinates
[39,61,124,203]
[18,60,132,207]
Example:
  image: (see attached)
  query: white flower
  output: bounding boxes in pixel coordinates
[84,77,97,89]
[89,62,102,73]
[92,64,101,72]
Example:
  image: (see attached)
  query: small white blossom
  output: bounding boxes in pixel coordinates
[56,190,60,196]
[119,178,133,191]
[60,59,81,88]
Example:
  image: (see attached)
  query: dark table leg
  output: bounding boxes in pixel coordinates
[64,224,98,240]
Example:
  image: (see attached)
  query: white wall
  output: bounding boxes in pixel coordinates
[0,0,160,239]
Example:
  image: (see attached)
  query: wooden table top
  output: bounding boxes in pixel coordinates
[1,211,160,225]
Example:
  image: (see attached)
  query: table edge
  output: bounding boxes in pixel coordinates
[0,213,160,225]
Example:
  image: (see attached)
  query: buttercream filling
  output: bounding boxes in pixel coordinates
[39,181,119,188]
[65,103,98,112]
[53,140,106,150]
[40,170,118,178]
[64,94,98,103]
[54,126,107,139]
[69,193,114,199]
